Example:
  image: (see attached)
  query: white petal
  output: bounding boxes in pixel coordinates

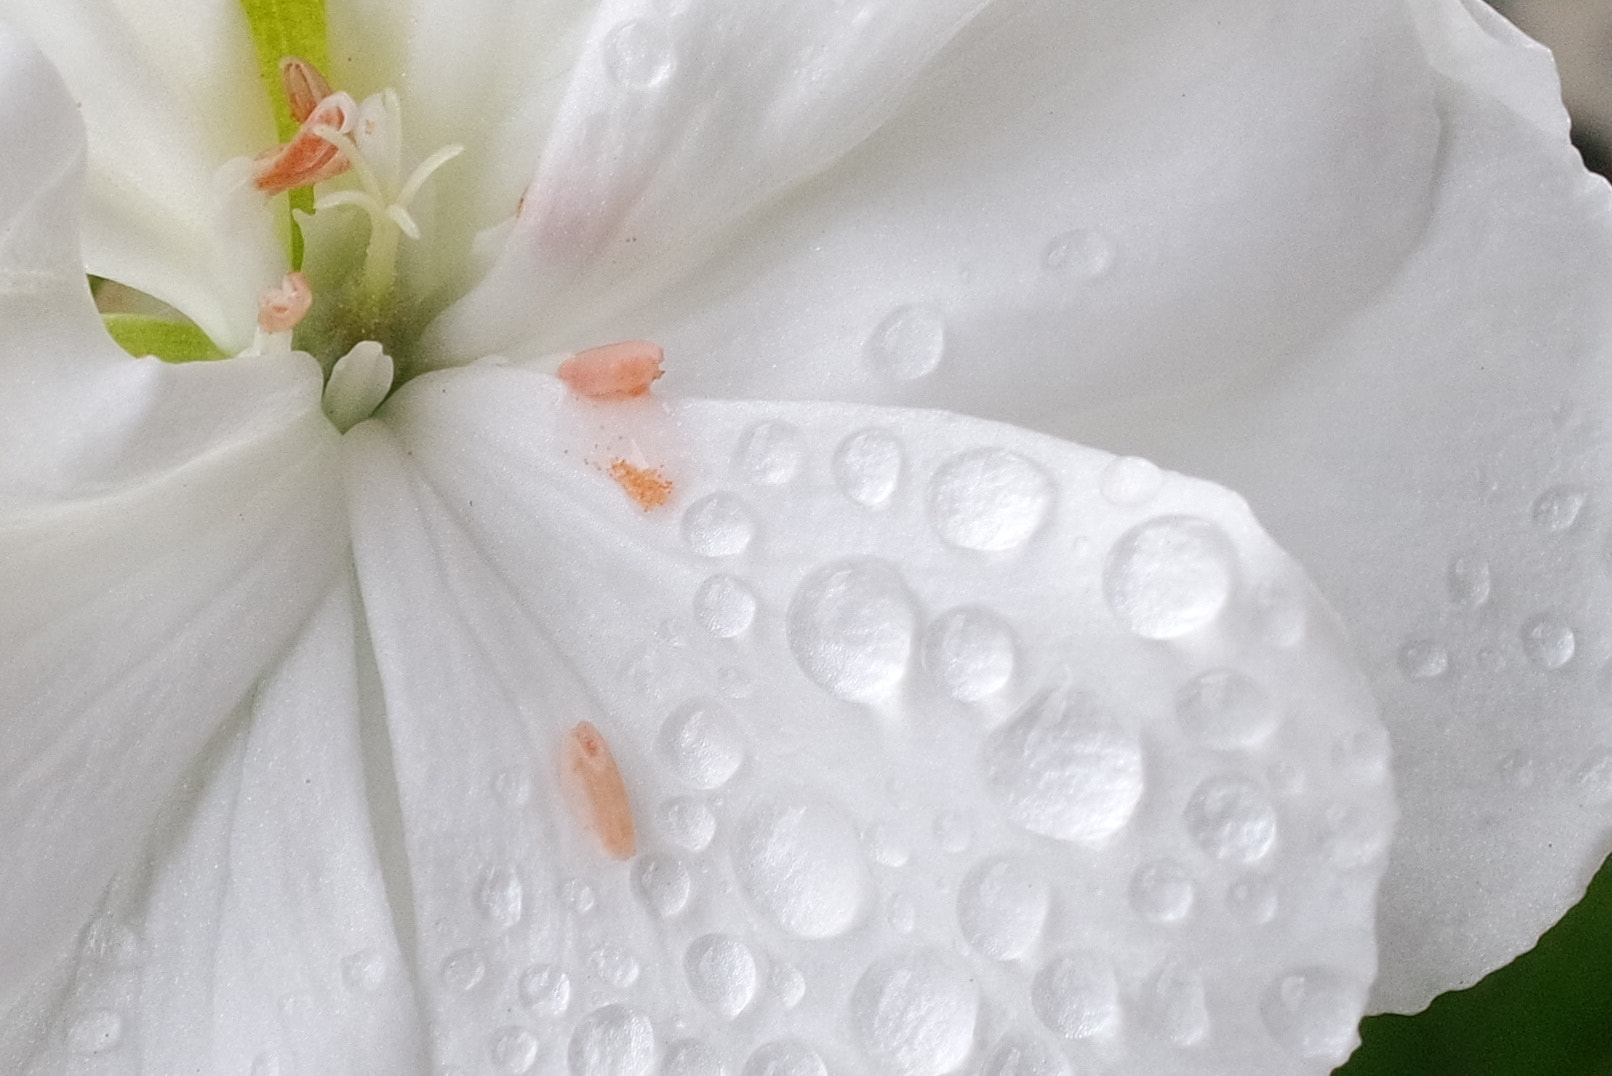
[0,26,346,1013]
[4,585,425,1074]
[424,0,993,363]
[0,7,282,349]
[345,361,1393,1075]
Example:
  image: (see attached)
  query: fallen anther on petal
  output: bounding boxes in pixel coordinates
[279,56,333,124]
[557,340,665,400]
[252,92,356,195]
[257,271,313,333]
[608,459,674,511]
[560,721,636,860]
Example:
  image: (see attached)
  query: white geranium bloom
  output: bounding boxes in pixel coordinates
[0,3,1605,1076]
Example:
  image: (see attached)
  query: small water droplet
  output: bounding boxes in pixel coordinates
[1447,554,1492,608]
[958,857,1050,959]
[520,964,572,1016]
[929,448,1054,552]
[569,1004,656,1076]
[852,949,979,1076]
[1099,455,1162,506]
[863,822,910,867]
[1227,874,1280,925]
[490,1026,541,1074]
[659,797,717,851]
[1184,775,1277,864]
[1573,749,1612,803]
[441,948,487,992]
[735,421,804,485]
[1104,516,1236,639]
[563,878,598,915]
[768,960,807,1008]
[743,1041,826,1076]
[1129,859,1196,925]
[589,944,641,988]
[82,916,140,967]
[1521,613,1576,669]
[1397,638,1450,680]
[693,574,758,638]
[1031,952,1120,1040]
[1175,669,1279,748]
[1042,229,1115,278]
[663,1040,724,1076]
[65,1009,123,1055]
[1533,485,1587,532]
[865,304,946,381]
[922,606,1017,701]
[603,20,674,90]
[682,493,756,557]
[342,948,386,993]
[685,934,759,1018]
[835,428,904,507]
[982,1035,1067,1076]
[1148,963,1210,1047]
[476,865,525,929]
[1259,968,1364,1063]
[659,698,746,789]
[787,559,916,700]
[494,767,533,808]
[734,796,868,938]
[633,853,692,917]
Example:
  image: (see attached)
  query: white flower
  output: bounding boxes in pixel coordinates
[0,1,1606,1074]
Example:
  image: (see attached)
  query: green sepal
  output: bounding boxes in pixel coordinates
[103,314,228,363]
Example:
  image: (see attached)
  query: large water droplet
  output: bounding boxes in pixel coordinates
[570,1005,656,1076]
[958,857,1050,959]
[929,448,1054,552]
[736,421,804,485]
[835,428,905,508]
[983,691,1144,843]
[685,934,759,1018]
[1184,776,1278,863]
[1532,485,1587,532]
[1397,638,1450,681]
[923,606,1017,701]
[865,305,946,381]
[342,948,386,993]
[633,853,691,918]
[1042,229,1115,278]
[491,1026,541,1074]
[1175,669,1278,748]
[743,1041,827,1076]
[1104,516,1236,639]
[1129,860,1195,925]
[1447,554,1492,608]
[442,948,487,992]
[1521,612,1576,669]
[733,796,868,938]
[603,20,674,90]
[65,1009,123,1055]
[476,865,525,929]
[664,1041,724,1076]
[787,559,916,700]
[1259,968,1364,1063]
[659,698,746,789]
[683,493,756,557]
[1031,952,1120,1040]
[852,949,979,1076]
[693,574,758,638]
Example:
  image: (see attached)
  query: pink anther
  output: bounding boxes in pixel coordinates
[279,56,333,124]
[258,271,313,333]
[252,92,355,196]
[556,340,665,400]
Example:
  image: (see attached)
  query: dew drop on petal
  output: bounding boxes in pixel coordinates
[1175,669,1278,748]
[1521,612,1576,669]
[1031,953,1120,1040]
[923,606,1017,701]
[476,865,525,929]
[743,1041,827,1076]
[865,304,946,381]
[1129,860,1195,925]
[1148,963,1211,1047]
[685,934,759,1018]
[520,964,572,1016]
[563,878,598,915]
[835,428,904,507]
[1099,455,1162,506]
[65,1009,123,1055]
[1184,776,1278,863]
[929,449,1054,552]
[569,1005,656,1076]
[1042,229,1115,278]
[491,1026,541,1074]
[981,1035,1067,1076]
[82,916,141,967]
[683,494,756,557]
[660,797,717,851]
[787,559,916,700]
[1447,554,1492,608]
[1227,874,1280,925]
[1574,750,1612,804]
[1398,638,1450,681]
[693,574,758,638]
[733,797,868,938]
[659,698,746,789]
[1532,485,1587,532]
[664,1041,724,1076]
[1104,517,1236,639]
[633,853,692,918]
[851,949,979,1076]
[735,421,804,485]
[589,944,641,988]
[958,857,1051,959]
[1259,968,1364,1063]
[603,19,674,90]
[768,960,807,1008]
[442,948,487,992]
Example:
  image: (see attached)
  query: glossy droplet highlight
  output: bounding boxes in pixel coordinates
[1185,776,1278,864]
[865,304,946,381]
[1099,455,1162,506]
[633,853,691,917]
[1104,516,1236,639]
[734,797,868,938]
[852,951,980,1076]
[1031,952,1120,1040]
[958,857,1050,959]
[693,574,758,640]
[1259,968,1364,1063]
[923,606,1017,701]
[736,421,804,485]
[1447,554,1492,608]
[476,865,525,929]
[1175,669,1278,748]
[569,1005,656,1076]
[685,934,759,1017]
[744,1042,827,1076]
[1521,612,1576,669]
[1398,639,1450,681]
[659,698,745,789]
[929,448,1054,552]
[787,559,916,700]
[683,493,756,557]
[65,1009,123,1055]
[520,964,572,1016]
[835,428,904,507]
[491,1026,541,1074]
[1532,485,1587,532]
[1129,860,1195,925]
[1042,229,1115,278]
[604,20,674,90]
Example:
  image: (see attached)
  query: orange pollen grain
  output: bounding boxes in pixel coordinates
[609,460,673,511]
[560,721,636,860]
[557,340,665,400]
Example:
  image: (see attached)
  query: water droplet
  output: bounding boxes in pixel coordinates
[442,948,487,992]
[1099,455,1162,506]
[1574,749,1612,803]
[1521,612,1576,669]
[1031,952,1120,1040]
[693,575,758,638]
[1533,485,1587,532]
[520,964,572,1015]
[852,949,979,1076]
[1042,229,1115,278]
[1148,963,1210,1047]
[1398,639,1450,680]
[768,960,807,1008]
[82,916,140,967]
[1259,968,1364,1063]
[494,767,533,808]
[563,878,598,914]
[734,796,868,937]
[569,1004,656,1076]
[929,448,1054,552]
[787,559,916,700]
[1175,669,1278,748]
[65,1009,122,1054]
[603,20,674,90]
[983,691,1144,843]
[491,1026,541,1074]
[1184,776,1277,863]
[958,857,1050,959]
[683,493,756,557]
[922,606,1017,701]
[663,1040,724,1076]
[659,698,746,789]
[633,853,691,918]
[343,948,386,993]
[933,811,973,853]
[1129,860,1195,925]
[735,421,804,485]
[583,944,638,988]
[743,1041,827,1076]
[1227,874,1279,925]
[1447,554,1492,608]
[476,865,525,929]
[981,1035,1067,1076]
[660,797,717,851]
[865,304,946,381]
[835,428,904,507]
[1105,515,1237,639]
[685,934,759,1018]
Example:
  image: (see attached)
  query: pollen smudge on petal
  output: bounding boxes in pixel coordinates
[609,460,674,511]
[252,92,357,196]
[561,721,637,860]
[279,56,333,124]
[557,340,665,400]
[258,271,313,333]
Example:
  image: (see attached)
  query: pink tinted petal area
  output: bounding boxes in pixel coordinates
[257,270,313,334]
[251,92,356,197]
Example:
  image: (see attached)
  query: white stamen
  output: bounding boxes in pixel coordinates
[322,340,396,432]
